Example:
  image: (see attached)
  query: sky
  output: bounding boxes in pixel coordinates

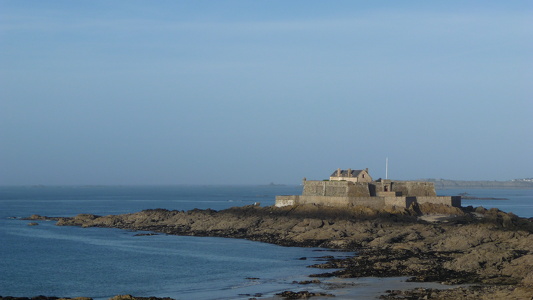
[1,1,532,185]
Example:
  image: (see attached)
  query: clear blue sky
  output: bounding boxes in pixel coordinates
[1,1,532,185]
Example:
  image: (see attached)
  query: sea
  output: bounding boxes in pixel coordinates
[1,185,532,300]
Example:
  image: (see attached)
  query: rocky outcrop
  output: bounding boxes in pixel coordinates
[26,215,59,221]
[379,285,533,300]
[108,295,174,300]
[30,203,533,299]
[275,290,335,298]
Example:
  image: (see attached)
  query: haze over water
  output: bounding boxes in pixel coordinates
[1,1,532,186]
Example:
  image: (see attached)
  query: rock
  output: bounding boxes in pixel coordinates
[23,215,60,222]
[108,296,174,300]
[275,290,334,299]
[28,204,533,299]
[133,233,158,237]
[26,215,47,220]
[293,279,321,284]
[108,296,135,300]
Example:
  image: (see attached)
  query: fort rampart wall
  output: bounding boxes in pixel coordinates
[276,179,459,208]
[302,181,371,197]
[415,196,462,207]
[301,180,436,197]
[275,195,461,208]
[390,182,437,197]
[275,195,385,208]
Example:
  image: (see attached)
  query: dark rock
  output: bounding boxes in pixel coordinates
[292,279,321,285]
[133,233,159,237]
[108,295,174,300]
[275,290,335,299]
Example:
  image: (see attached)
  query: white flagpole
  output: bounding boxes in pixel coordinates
[386,157,388,179]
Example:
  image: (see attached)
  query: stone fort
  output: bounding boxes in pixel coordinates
[275,168,461,208]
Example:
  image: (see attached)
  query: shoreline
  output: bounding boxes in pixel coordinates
[23,203,533,299]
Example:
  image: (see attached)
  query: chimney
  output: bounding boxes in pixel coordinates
[365,168,369,173]
[347,168,352,177]
[337,168,341,177]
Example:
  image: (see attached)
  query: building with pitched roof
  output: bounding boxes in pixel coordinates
[329,168,372,182]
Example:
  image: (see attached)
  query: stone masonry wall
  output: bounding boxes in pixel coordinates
[302,181,370,197]
[383,196,416,208]
[275,195,460,208]
[347,183,372,197]
[275,195,386,208]
[304,180,436,197]
[415,196,461,207]
[390,181,437,197]
[278,180,456,209]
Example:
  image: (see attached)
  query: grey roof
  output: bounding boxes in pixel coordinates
[331,169,364,177]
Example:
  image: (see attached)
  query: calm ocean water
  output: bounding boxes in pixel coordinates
[437,188,533,218]
[0,185,346,300]
[1,186,532,299]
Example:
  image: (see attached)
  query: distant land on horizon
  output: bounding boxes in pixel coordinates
[1,179,533,189]
[423,178,533,189]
